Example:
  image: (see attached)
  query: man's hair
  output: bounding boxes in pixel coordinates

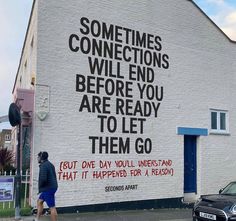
[38,151,48,161]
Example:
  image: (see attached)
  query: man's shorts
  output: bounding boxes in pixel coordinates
[39,188,57,208]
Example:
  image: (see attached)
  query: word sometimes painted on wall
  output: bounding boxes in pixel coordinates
[57,159,174,181]
[69,17,170,154]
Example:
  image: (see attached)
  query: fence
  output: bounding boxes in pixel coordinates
[0,170,30,209]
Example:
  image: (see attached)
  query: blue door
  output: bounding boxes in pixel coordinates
[184,135,197,193]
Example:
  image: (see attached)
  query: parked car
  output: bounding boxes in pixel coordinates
[193,181,236,221]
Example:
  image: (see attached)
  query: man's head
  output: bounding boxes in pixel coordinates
[37,151,48,163]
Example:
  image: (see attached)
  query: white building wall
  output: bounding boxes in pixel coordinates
[13,21,37,94]
[12,0,38,204]
[12,0,37,101]
[28,0,236,208]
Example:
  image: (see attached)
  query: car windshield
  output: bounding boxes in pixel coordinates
[221,182,236,195]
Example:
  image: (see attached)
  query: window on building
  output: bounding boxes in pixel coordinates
[210,109,228,134]
[31,37,34,48]
[5,134,10,141]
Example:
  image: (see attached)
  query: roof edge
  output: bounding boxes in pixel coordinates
[12,0,36,94]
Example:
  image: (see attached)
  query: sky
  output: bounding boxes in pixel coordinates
[0,0,236,131]
[0,0,33,130]
[194,0,236,40]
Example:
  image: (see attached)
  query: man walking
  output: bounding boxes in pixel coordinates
[35,151,58,221]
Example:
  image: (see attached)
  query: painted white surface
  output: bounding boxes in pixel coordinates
[15,0,236,207]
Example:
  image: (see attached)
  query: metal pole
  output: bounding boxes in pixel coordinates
[15,123,21,220]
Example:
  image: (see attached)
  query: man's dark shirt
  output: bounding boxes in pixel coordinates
[38,160,58,193]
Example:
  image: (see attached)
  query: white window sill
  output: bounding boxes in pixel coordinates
[209,131,230,136]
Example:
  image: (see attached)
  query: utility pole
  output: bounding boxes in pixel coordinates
[15,123,21,220]
[8,103,22,220]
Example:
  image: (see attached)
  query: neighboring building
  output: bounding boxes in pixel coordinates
[12,0,236,212]
[0,129,12,149]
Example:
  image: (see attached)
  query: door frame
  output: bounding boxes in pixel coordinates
[177,127,208,195]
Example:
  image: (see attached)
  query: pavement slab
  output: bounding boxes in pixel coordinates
[0,208,193,221]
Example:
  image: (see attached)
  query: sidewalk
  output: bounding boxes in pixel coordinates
[1,208,192,221]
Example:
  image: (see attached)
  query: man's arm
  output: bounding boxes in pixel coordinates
[38,164,48,188]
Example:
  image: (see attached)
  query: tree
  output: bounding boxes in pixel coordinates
[0,147,15,172]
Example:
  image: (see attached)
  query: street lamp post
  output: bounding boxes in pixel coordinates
[8,103,22,220]
[15,123,21,219]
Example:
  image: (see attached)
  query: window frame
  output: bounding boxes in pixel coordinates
[210,109,229,134]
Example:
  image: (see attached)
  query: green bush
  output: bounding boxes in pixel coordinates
[21,206,32,216]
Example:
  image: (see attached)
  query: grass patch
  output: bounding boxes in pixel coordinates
[0,207,14,218]
[0,202,32,218]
